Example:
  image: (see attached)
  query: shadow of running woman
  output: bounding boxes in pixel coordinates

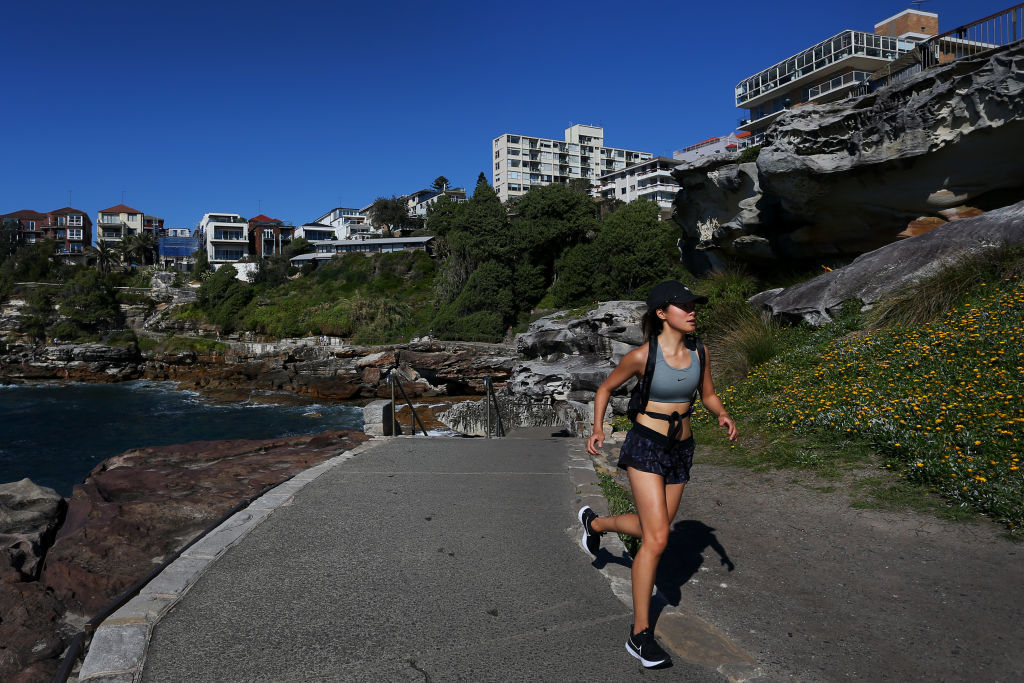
[653,519,735,614]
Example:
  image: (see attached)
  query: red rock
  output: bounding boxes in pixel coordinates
[0,430,371,681]
[900,216,947,237]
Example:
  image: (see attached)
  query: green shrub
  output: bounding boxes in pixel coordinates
[738,145,761,163]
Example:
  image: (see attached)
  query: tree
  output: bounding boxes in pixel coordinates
[197,264,252,331]
[86,240,121,277]
[193,248,212,276]
[19,288,56,339]
[508,183,599,308]
[551,199,684,306]
[1,218,23,258]
[124,232,157,266]
[57,269,120,334]
[431,176,450,192]
[368,195,412,235]
[567,178,593,195]
[476,172,488,188]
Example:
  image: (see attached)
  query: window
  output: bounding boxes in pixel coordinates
[69,243,83,253]
[68,229,83,240]
[540,152,552,161]
[494,150,500,159]
[508,171,519,179]
[56,230,66,239]
[495,174,501,183]
[68,214,83,226]
[509,136,520,144]
[495,162,500,170]
[510,159,520,167]
[509,148,520,156]
[509,184,520,191]
[621,188,627,195]
[57,216,66,226]
[26,221,36,229]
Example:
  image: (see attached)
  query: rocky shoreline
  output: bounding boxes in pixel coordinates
[0,431,368,682]
[0,336,516,402]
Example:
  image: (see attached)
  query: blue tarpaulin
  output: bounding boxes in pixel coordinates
[158,237,200,258]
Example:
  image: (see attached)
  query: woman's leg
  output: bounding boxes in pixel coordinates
[591,482,685,538]
[625,468,682,634]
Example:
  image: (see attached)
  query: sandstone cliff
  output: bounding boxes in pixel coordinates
[675,41,1024,274]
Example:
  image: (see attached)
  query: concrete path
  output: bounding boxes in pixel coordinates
[127,433,734,682]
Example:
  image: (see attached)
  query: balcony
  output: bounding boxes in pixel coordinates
[211,231,246,242]
[100,229,125,240]
[735,30,905,109]
[98,217,124,225]
[807,70,872,100]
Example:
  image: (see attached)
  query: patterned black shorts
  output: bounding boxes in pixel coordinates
[617,423,695,485]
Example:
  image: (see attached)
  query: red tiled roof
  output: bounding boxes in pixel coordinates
[736,131,753,139]
[99,204,142,214]
[49,206,87,215]
[249,214,278,223]
[2,209,48,220]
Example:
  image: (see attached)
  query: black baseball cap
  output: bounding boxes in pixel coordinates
[645,280,708,310]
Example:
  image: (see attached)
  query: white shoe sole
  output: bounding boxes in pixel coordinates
[625,641,667,668]
[578,506,596,555]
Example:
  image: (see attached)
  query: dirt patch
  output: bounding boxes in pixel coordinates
[581,437,1024,680]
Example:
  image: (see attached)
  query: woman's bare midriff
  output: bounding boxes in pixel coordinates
[635,399,694,440]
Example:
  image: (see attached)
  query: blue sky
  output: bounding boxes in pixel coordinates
[1,0,1009,232]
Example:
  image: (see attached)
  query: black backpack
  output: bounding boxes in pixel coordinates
[626,335,706,422]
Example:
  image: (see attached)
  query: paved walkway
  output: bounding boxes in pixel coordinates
[124,433,731,681]
[78,431,1024,682]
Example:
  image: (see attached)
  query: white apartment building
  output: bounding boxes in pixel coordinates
[595,157,682,216]
[199,212,249,266]
[491,124,653,203]
[294,222,340,241]
[313,207,376,239]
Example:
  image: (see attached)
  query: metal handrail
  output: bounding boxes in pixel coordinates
[387,365,428,436]
[483,376,505,438]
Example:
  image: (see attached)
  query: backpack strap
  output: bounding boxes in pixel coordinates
[639,335,658,416]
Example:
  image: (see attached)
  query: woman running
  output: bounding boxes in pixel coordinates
[580,280,737,668]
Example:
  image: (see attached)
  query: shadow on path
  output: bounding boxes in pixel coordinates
[657,520,735,608]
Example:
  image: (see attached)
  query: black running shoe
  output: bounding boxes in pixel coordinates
[626,626,671,668]
[578,505,602,556]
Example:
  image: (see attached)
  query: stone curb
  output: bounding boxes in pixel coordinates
[565,439,771,682]
[76,439,385,682]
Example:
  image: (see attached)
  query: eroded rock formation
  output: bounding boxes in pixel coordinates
[675,41,1024,274]
[752,199,1024,325]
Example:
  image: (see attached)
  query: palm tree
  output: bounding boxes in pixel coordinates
[85,240,120,277]
[124,232,157,266]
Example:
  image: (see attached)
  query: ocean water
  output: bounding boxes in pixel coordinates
[0,381,363,496]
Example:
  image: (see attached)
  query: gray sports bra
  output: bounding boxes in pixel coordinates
[648,345,700,403]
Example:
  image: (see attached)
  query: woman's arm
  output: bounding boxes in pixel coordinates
[699,346,738,442]
[586,347,646,455]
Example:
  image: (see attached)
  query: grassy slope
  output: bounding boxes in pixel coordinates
[693,274,1023,533]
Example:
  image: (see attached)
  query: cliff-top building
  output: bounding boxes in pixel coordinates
[199,212,248,266]
[735,9,939,137]
[491,124,653,203]
[1,207,92,262]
